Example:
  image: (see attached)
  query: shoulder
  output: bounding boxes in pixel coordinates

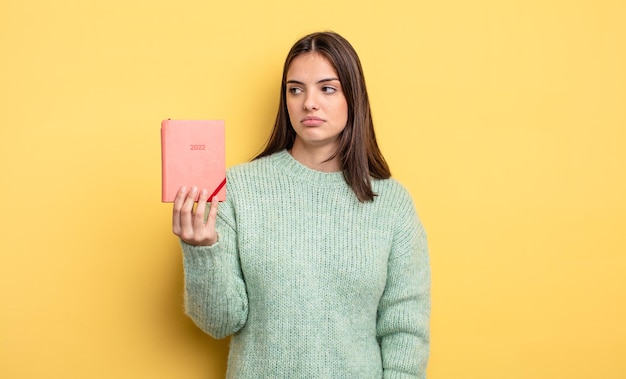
[372,177,426,237]
[223,152,290,200]
[226,152,280,180]
[372,177,414,208]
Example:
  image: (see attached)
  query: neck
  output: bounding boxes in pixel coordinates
[289,140,341,173]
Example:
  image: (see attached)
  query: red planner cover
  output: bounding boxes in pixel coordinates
[161,119,226,202]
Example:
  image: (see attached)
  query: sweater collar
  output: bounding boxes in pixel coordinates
[273,149,347,186]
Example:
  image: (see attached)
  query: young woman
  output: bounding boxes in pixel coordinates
[172,31,431,378]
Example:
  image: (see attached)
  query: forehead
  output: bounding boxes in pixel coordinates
[286,52,338,79]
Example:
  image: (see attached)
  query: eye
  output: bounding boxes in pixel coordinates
[321,86,337,94]
[288,87,303,95]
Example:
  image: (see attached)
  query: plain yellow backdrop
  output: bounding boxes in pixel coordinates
[1,0,625,378]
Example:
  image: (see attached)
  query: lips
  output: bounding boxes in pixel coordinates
[301,116,325,127]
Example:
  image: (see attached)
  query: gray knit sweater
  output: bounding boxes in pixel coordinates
[181,149,430,378]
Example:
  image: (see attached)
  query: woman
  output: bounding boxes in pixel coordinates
[172,31,431,378]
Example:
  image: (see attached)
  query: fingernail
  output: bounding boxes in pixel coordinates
[200,189,208,197]
[191,186,198,193]
[212,196,219,202]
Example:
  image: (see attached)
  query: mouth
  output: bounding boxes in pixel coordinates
[301,116,325,127]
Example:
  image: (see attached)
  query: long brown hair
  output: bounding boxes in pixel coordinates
[255,31,391,202]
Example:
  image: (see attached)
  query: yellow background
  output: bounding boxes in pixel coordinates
[1,0,624,378]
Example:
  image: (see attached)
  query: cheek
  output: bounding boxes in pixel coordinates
[286,101,298,122]
[286,95,302,112]
[338,101,349,127]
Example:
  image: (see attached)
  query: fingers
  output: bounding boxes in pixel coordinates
[172,186,219,246]
[179,186,199,241]
[194,188,210,226]
[172,186,188,236]
[206,196,220,233]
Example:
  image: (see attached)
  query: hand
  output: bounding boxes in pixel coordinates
[172,186,219,246]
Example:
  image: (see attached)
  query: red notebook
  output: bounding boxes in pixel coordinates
[161,119,226,202]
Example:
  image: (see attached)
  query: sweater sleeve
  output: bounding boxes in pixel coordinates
[377,195,431,379]
[180,198,248,339]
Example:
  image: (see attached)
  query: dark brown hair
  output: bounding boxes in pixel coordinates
[255,31,391,202]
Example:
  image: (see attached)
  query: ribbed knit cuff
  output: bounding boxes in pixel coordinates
[180,240,222,272]
[384,369,422,379]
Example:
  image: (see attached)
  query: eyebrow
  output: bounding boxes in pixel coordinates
[286,77,340,85]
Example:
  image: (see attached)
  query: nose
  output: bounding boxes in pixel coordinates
[303,91,319,111]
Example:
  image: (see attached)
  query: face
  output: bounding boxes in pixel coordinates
[285,52,348,150]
